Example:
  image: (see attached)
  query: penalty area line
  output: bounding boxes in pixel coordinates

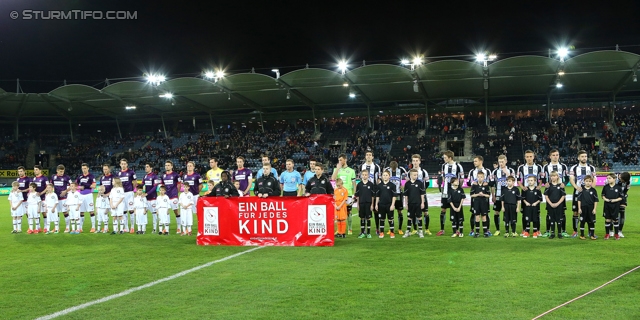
[532,265,640,319]
[35,246,265,320]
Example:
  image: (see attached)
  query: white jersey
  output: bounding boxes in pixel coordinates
[133,196,147,211]
[491,166,516,198]
[413,167,430,189]
[517,163,543,187]
[27,191,40,205]
[179,193,193,210]
[9,191,23,208]
[467,167,491,186]
[156,195,171,211]
[441,162,465,196]
[569,163,596,189]
[384,167,407,194]
[109,187,125,207]
[66,191,81,206]
[542,162,569,183]
[360,162,382,183]
[44,193,59,210]
[97,194,110,209]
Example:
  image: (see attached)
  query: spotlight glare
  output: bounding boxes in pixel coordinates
[412,57,422,66]
[556,82,563,88]
[146,74,166,85]
[558,71,565,76]
[338,60,348,74]
[557,47,569,59]
[475,53,486,62]
[401,59,410,65]
[159,93,173,99]
[342,83,349,87]
[348,93,356,98]
[216,71,225,78]
[488,54,497,61]
[204,71,215,79]
[125,105,136,110]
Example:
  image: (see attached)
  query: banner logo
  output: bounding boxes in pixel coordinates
[203,207,219,235]
[307,205,327,235]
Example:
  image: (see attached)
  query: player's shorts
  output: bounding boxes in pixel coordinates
[79,193,94,212]
[546,207,564,223]
[157,208,170,225]
[579,205,595,223]
[474,209,488,217]
[39,199,47,213]
[359,203,372,219]
[135,209,147,225]
[603,203,620,220]
[112,203,125,217]
[394,198,403,210]
[449,207,464,223]
[407,203,423,219]
[523,206,540,223]
[21,201,28,211]
[441,197,450,209]
[493,199,503,212]
[282,191,298,196]
[46,207,59,222]
[27,204,40,219]
[346,196,354,212]
[57,199,68,213]
[170,198,179,211]
[124,191,134,211]
[503,203,518,222]
[190,194,199,214]
[181,208,194,226]
[68,207,80,220]
[377,204,393,220]
[146,199,157,213]
[96,207,109,222]
[11,205,24,217]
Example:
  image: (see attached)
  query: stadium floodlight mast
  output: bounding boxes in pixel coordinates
[475,53,497,67]
[338,60,348,75]
[557,47,569,61]
[146,74,166,86]
[411,56,423,71]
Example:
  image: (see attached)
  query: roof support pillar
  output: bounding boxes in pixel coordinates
[69,119,74,143]
[547,95,551,123]
[209,113,215,136]
[116,117,123,139]
[15,118,19,141]
[424,104,429,128]
[259,112,265,133]
[161,114,168,139]
[311,106,317,133]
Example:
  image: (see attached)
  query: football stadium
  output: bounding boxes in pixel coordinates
[2,3,640,319]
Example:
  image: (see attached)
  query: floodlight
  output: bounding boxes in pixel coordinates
[412,57,422,66]
[558,71,565,76]
[488,54,497,61]
[348,92,356,98]
[338,60,348,74]
[204,71,215,79]
[125,106,136,110]
[401,59,410,65]
[557,47,569,59]
[343,83,349,87]
[556,82,563,88]
[216,71,225,78]
[159,93,173,99]
[147,74,166,85]
[475,53,486,62]
[272,69,280,79]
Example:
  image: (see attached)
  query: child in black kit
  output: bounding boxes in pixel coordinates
[355,170,376,239]
[578,175,599,240]
[403,169,426,238]
[470,172,491,238]
[448,178,466,237]
[522,176,543,238]
[500,176,521,238]
[544,171,566,239]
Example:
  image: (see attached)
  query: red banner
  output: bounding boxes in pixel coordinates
[197,195,334,246]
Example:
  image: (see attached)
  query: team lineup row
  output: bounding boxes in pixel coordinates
[6,149,631,239]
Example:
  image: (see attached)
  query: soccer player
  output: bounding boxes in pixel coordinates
[206,157,224,186]
[410,154,431,235]
[233,156,253,196]
[117,158,137,234]
[601,173,624,240]
[303,159,317,187]
[26,183,40,234]
[9,181,24,233]
[332,154,357,235]
[256,154,279,179]
[569,150,597,238]
[403,168,426,238]
[143,163,162,233]
[256,163,281,198]
[615,172,630,237]
[109,177,126,235]
[16,166,30,214]
[51,164,71,233]
[305,164,334,195]
[76,163,96,232]
[501,176,521,238]
[385,161,407,235]
[544,171,566,239]
[541,149,570,238]
[466,155,490,236]
[280,159,303,196]
[44,184,59,235]
[183,161,203,221]
[99,163,114,231]
[133,187,148,234]
[96,185,110,233]
[439,150,465,236]
[162,160,182,234]
[521,176,542,238]
[32,165,49,233]
[355,170,376,238]
[577,175,598,240]
[66,182,82,234]
[334,178,349,238]
[517,150,543,236]
[376,170,397,238]
[361,151,382,233]
[156,186,171,235]
[178,187,193,235]
[447,178,465,237]
[213,172,240,197]
[470,171,491,237]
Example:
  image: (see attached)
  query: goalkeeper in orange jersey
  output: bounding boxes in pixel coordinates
[334,178,349,238]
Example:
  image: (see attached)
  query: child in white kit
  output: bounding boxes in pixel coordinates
[109,177,125,235]
[96,185,110,233]
[66,182,82,234]
[26,183,40,233]
[133,187,148,234]
[9,181,24,233]
[179,189,194,235]
[44,184,59,234]
[156,185,170,235]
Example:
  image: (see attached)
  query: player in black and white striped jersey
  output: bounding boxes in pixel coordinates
[410,154,431,235]
[384,161,408,234]
[540,149,570,238]
[491,155,517,236]
[517,150,544,237]
[568,150,597,238]
[438,150,465,236]
[467,155,492,236]
[360,151,382,234]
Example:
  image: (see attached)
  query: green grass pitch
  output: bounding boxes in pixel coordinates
[1,187,639,319]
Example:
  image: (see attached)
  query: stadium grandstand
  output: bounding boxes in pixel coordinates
[1,49,640,181]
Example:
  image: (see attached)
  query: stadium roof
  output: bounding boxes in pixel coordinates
[2,50,640,124]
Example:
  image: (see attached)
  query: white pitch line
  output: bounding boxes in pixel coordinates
[35,246,265,320]
[532,265,640,319]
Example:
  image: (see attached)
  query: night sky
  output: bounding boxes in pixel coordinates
[1,0,639,93]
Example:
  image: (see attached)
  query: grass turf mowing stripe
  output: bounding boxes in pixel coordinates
[34,246,264,320]
[532,265,640,319]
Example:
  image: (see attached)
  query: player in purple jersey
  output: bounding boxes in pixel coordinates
[99,164,114,223]
[51,164,72,232]
[143,163,162,233]
[16,166,31,210]
[32,165,48,232]
[162,160,182,233]
[76,163,96,232]
[118,158,137,234]
[233,156,253,196]
[183,161,203,217]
